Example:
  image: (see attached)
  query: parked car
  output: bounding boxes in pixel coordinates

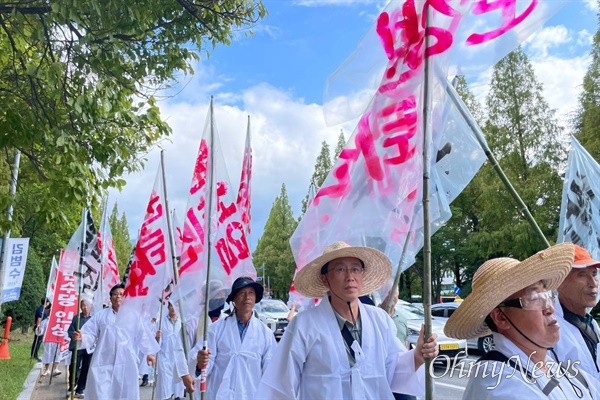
[430,302,495,354]
[396,301,468,362]
[254,299,290,340]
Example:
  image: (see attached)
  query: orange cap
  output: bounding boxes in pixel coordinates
[573,245,600,269]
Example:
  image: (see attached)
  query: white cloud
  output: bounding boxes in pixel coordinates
[584,0,599,11]
[110,83,350,250]
[577,29,594,47]
[523,25,570,57]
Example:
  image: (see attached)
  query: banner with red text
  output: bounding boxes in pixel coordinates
[97,205,121,309]
[237,116,253,238]
[44,254,59,303]
[118,162,174,328]
[291,0,565,298]
[171,103,256,322]
[45,223,83,344]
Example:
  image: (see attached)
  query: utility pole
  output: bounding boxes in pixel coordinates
[0,150,21,307]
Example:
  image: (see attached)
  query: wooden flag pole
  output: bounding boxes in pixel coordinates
[422,5,434,400]
[199,96,217,400]
[444,79,550,249]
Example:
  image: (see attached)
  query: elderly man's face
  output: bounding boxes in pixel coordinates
[558,266,599,313]
[233,287,257,314]
[492,281,559,350]
[110,288,124,311]
[321,257,364,303]
[80,301,90,316]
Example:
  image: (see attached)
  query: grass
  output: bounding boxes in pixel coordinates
[0,330,37,400]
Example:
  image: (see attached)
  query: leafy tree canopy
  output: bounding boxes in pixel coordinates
[0,0,267,229]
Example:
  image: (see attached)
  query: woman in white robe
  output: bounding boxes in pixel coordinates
[155,305,189,400]
[39,317,62,376]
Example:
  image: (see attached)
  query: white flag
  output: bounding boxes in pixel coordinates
[558,136,600,259]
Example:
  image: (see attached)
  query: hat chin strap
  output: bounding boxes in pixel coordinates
[499,308,550,350]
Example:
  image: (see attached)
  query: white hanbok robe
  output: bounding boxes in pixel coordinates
[553,298,600,382]
[80,307,160,400]
[257,296,425,400]
[189,314,276,399]
[40,318,62,364]
[156,316,187,400]
[462,333,600,399]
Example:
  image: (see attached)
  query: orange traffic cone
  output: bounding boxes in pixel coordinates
[0,316,12,359]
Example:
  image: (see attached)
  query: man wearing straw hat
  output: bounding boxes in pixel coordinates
[553,245,600,380]
[193,276,276,399]
[257,241,439,400]
[445,243,600,399]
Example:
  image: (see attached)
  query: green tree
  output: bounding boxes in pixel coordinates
[301,141,332,215]
[573,2,600,159]
[253,183,297,299]
[108,202,133,278]
[0,0,267,229]
[458,48,565,288]
[333,129,346,160]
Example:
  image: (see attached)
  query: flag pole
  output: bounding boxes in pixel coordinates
[384,219,415,314]
[199,96,217,400]
[0,149,20,308]
[444,79,550,248]
[160,151,195,400]
[99,197,108,309]
[69,208,88,400]
[422,5,434,400]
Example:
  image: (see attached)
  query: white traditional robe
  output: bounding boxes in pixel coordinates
[40,318,62,364]
[80,307,160,400]
[553,298,600,382]
[156,315,188,400]
[189,313,276,399]
[462,333,600,399]
[257,296,425,400]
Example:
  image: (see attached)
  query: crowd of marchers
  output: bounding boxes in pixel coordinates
[32,241,600,400]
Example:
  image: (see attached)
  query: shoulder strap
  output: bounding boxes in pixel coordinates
[477,350,534,381]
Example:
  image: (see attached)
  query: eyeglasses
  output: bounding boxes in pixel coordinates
[498,290,555,311]
[329,266,365,276]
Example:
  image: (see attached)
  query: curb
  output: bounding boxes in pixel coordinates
[16,361,43,400]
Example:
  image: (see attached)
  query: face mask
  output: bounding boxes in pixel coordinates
[209,298,225,312]
[209,304,224,320]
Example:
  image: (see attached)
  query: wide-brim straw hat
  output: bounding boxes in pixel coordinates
[294,241,392,298]
[444,243,574,340]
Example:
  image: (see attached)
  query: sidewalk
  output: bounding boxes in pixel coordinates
[18,361,155,399]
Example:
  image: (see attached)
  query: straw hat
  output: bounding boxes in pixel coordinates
[444,243,574,340]
[294,241,392,298]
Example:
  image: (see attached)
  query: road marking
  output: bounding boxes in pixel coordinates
[435,381,466,391]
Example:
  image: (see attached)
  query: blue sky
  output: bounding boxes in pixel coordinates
[109,0,600,252]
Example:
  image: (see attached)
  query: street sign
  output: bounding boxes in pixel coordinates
[453,286,461,295]
[256,277,263,281]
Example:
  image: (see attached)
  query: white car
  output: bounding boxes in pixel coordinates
[396,301,468,362]
[254,299,290,340]
[431,302,495,353]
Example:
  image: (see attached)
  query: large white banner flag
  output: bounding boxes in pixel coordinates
[45,254,59,302]
[290,0,565,300]
[558,136,600,259]
[172,103,256,325]
[1,238,30,303]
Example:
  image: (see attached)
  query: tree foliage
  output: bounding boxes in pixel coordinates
[573,3,600,159]
[0,0,267,229]
[108,202,132,278]
[300,141,332,215]
[252,183,297,299]
[334,129,346,160]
